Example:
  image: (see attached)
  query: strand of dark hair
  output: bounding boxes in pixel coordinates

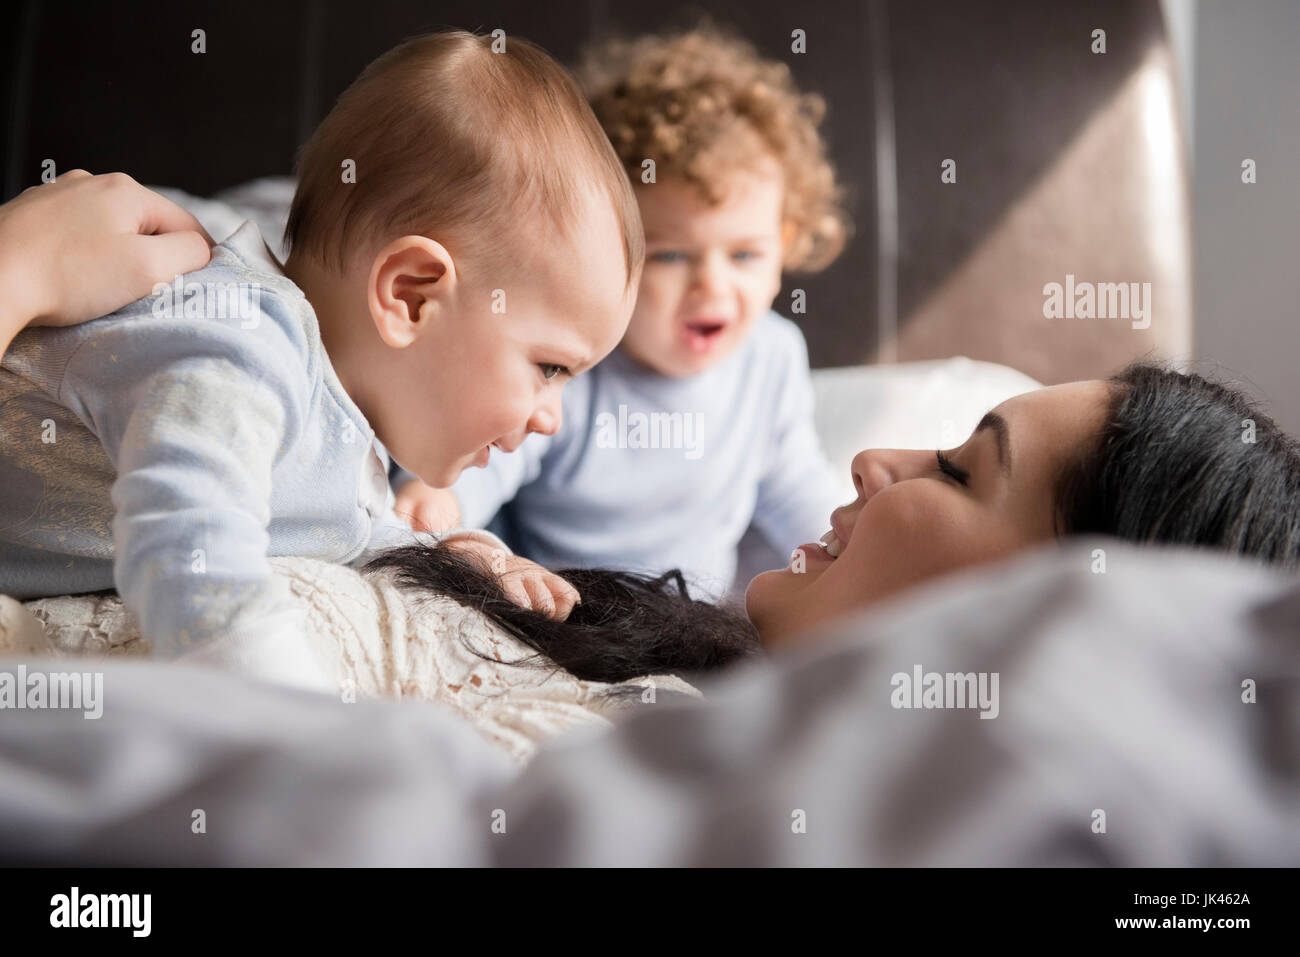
[364,541,762,690]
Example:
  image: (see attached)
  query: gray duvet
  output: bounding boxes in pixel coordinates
[1,537,1296,866]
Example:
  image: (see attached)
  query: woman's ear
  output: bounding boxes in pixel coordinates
[367,235,457,348]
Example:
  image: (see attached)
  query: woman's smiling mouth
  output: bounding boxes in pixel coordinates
[790,540,836,569]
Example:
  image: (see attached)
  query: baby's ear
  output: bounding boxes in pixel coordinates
[367,235,457,348]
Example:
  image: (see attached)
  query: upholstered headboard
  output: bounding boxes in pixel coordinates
[2,0,1190,383]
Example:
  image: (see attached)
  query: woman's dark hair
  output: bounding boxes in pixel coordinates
[364,542,761,687]
[1055,361,1300,569]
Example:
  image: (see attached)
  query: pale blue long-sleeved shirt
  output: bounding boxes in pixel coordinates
[419,312,843,600]
[0,221,497,688]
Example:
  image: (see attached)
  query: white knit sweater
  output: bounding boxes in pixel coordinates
[2,556,701,764]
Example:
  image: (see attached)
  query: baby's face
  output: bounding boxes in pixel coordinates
[381,192,635,488]
[620,162,786,379]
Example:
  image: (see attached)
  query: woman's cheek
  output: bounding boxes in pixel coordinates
[846,487,975,592]
[862,485,1027,594]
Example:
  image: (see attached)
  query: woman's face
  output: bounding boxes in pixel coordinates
[746,380,1113,650]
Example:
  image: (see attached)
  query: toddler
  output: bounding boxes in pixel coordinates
[395,27,850,600]
[0,31,642,688]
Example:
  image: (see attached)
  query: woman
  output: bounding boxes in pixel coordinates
[368,361,1300,677]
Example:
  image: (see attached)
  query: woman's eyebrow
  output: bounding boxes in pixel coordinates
[975,412,1012,475]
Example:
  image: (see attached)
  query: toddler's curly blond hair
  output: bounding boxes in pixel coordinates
[579,25,850,273]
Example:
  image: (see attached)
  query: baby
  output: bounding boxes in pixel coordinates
[0,31,641,689]
[395,27,850,600]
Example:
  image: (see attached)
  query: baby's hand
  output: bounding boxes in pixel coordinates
[394,478,461,533]
[443,537,580,621]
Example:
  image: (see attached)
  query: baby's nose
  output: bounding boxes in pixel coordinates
[529,405,562,438]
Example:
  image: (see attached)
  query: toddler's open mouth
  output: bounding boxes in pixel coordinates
[681,319,728,354]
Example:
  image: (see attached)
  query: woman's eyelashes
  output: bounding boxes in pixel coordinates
[935,450,970,486]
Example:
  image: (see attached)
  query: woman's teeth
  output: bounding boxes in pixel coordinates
[819,530,843,558]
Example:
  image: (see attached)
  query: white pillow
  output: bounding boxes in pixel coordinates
[811,357,1043,500]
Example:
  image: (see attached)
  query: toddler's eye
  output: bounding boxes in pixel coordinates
[731,250,762,263]
[539,363,569,381]
[649,251,688,264]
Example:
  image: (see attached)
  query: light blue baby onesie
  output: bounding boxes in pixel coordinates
[0,221,496,688]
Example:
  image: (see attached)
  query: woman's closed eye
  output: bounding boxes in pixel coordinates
[935,450,970,486]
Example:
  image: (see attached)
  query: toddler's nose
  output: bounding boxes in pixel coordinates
[690,250,731,298]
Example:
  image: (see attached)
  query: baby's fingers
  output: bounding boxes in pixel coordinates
[495,563,577,620]
[498,574,532,611]
[549,578,581,619]
[534,573,579,621]
[521,574,558,619]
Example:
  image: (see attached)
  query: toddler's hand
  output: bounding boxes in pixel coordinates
[444,537,580,621]
[394,478,461,533]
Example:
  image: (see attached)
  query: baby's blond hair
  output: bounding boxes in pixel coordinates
[580,25,849,273]
[286,31,643,288]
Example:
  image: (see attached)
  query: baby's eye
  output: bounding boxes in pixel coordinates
[539,363,569,381]
[649,250,688,264]
[731,250,762,263]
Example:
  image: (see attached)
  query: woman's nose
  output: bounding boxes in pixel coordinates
[849,448,907,502]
